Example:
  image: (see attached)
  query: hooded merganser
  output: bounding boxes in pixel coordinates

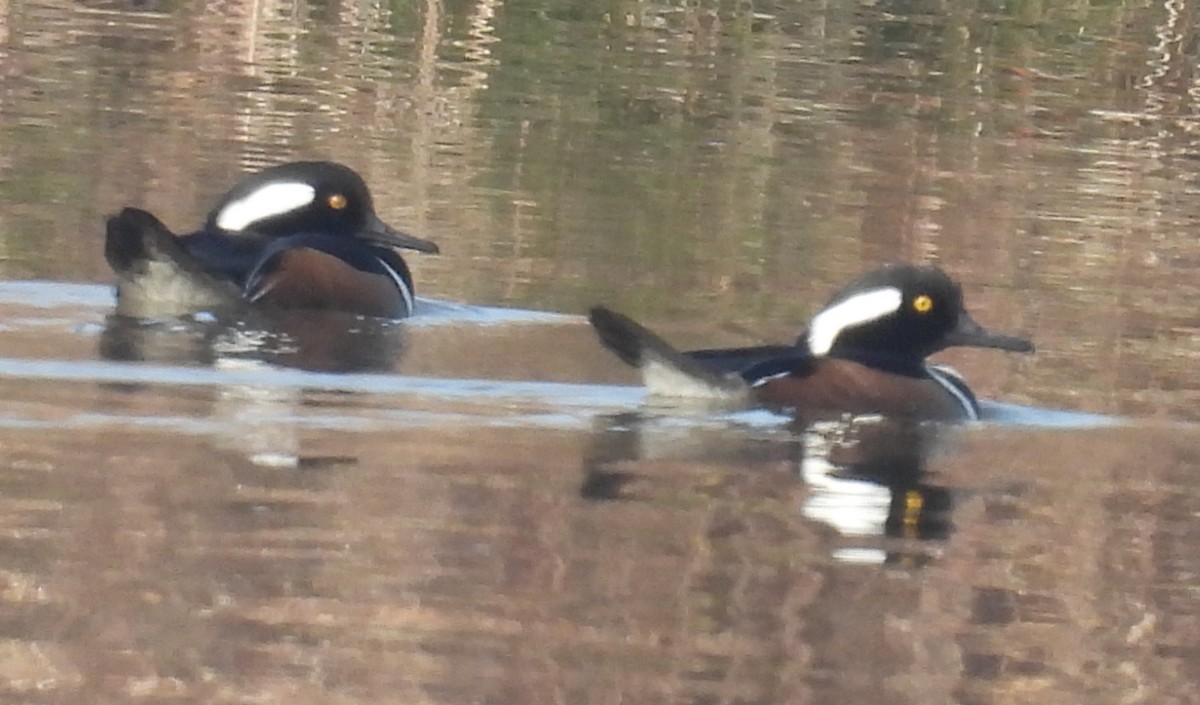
[105,161,440,319]
[588,264,1034,421]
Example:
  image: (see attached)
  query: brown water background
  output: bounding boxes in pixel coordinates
[0,0,1196,702]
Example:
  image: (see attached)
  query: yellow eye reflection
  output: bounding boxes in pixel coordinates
[328,193,348,210]
[912,294,934,314]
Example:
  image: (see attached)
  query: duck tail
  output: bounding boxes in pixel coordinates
[105,208,201,274]
[104,207,240,317]
[587,306,748,400]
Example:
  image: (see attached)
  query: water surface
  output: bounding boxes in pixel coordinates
[0,0,1197,702]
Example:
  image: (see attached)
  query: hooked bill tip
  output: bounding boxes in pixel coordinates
[992,335,1035,354]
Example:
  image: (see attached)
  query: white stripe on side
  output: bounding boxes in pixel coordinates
[807,287,903,356]
[749,371,790,388]
[376,256,415,315]
[215,182,317,231]
[927,364,979,421]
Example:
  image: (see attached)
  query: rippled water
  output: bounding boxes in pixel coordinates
[0,0,1197,702]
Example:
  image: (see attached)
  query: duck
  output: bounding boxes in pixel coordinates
[104,161,439,319]
[588,263,1033,421]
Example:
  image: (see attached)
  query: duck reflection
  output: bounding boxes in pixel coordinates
[99,308,394,471]
[797,418,952,567]
[581,413,954,565]
[98,307,406,373]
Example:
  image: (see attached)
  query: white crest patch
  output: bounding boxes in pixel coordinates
[806,286,903,356]
[215,182,317,231]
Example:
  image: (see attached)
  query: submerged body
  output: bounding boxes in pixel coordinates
[588,264,1034,421]
[105,161,439,319]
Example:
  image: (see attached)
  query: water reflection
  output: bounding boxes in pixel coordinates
[98,305,407,471]
[797,418,952,567]
[0,283,1197,703]
[583,411,955,567]
[98,309,406,373]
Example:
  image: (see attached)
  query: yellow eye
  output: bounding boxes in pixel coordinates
[913,294,933,314]
[328,193,348,210]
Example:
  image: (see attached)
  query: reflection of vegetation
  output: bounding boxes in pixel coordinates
[453,0,1188,329]
[0,0,1198,411]
[471,1,796,322]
